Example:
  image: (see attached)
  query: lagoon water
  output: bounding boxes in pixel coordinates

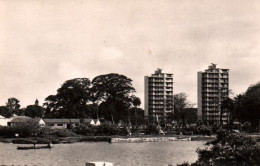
[0,141,205,166]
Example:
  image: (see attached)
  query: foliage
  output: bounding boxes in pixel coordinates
[24,105,45,118]
[49,129,78,137]
[0,98,23,117]
[12,108,25,116]
[44,78,92,118]
[0,119,41,137]
[184,108,197,124]
[220,97,234,125]
[0,126,18,137]
[73,125,97,136]
[6,97,20,110]
[145,123,159,134]
[73,123,119,136]
[92,73,137,123]
[243,82,260,127]
[0,106,12,118]
[91,73,135,102]
[184,129,260,166]
[97,123,119,136]
[226,82,260,128]
[132,96,141,107]
[173,93,194,127]
[128,107,145,126]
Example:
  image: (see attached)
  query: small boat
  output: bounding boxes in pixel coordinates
[17,145,53,150]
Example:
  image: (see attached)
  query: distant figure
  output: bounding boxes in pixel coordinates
[47,141,52,148]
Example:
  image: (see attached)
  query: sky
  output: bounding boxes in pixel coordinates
[0,0,260,108]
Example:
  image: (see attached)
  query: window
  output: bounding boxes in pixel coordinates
[58,124,63,126]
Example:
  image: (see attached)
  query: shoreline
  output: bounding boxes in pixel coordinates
[0,135,216,144]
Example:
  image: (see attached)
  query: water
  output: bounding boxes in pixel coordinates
[0,141,205,166]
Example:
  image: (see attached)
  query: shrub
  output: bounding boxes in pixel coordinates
[73,125,97,136]
[50,129,78,137]
[73,123,119,136]
[0,120,42,138]
[145,124,159,134]
[96,124,118,136]
[183,129,260,166]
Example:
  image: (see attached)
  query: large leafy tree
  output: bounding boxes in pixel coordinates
[220,97,234,125]
[243,82,260,127]
[44,78,91,118]
[0,106,12,118]
[227,82,260,127]
[91,73,137,123]
[173,93,193,127]
[232,94,247,123]
[5,97,24,116]
[24,99,45,118]
[129,107,145,126]
[6,97,20,110]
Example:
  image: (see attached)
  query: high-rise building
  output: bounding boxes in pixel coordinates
[197,63,229,125]
[144,69,174,121]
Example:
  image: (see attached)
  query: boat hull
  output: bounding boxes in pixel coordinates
[17,145,53,150]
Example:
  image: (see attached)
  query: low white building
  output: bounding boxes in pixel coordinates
[43,119,80,129]
[9,117,45,127]
[0,115,13,126]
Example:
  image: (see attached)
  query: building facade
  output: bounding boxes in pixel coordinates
[197,64,229,125]
[144,69,174,122]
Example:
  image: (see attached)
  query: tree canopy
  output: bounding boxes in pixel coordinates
[91,73,138,123]
[173,93,194,127]
[6,97,20,110]
[0,106,12,118]
[44,78,91,118]
[24,100,45,118]
[242,82,260,126]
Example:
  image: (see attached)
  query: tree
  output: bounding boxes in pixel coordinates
[129,107,145,126]
[6,97,20,110]
[184,108,197,125]
[5,97,22,116]
[179,130,260,166]
[243,82,260,127]
[44,78,91,118]
[24,100,45,118]
[0,106,12,118]
[220,97,234,125]
[173,93,193,127]
[232,94,247,123]
[91,73,137,123]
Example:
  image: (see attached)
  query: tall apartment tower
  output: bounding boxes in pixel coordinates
[144,69,174,121]
[197,64,229,125]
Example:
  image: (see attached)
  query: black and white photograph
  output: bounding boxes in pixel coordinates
[1,0,260,165]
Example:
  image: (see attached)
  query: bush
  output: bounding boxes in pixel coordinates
[0,126,16,138]
[182,129,260,166]
[0,120,42,138]
[96,124,119,136]
[73,123,119,136]
[50,129,78,137]
[145,124,159,134]
[73,125,97,136]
